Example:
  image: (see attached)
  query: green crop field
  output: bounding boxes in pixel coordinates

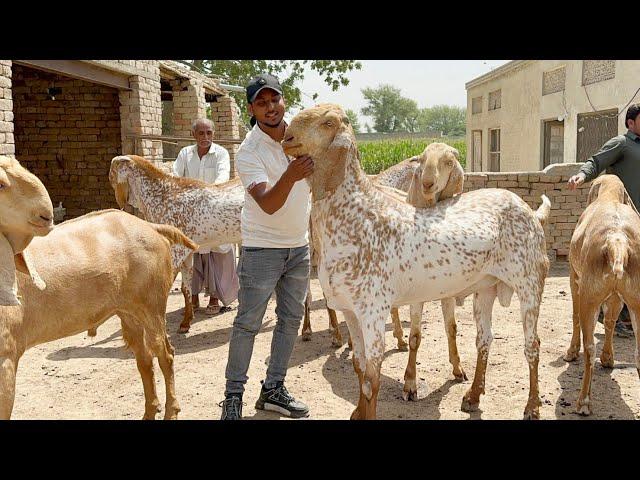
[357,138,466,175]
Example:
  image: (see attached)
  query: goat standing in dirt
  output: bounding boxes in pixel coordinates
[563,174,640,416]
[282,104,550,419]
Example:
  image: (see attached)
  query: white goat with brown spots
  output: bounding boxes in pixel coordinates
[109,155,242,333]
[563,174,640,416]
[283,104,550,420]
[303,145,468,389]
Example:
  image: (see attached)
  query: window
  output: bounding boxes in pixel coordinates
[542,66,566,95]
[472,96,483,114]
[582,60,615,86]
[543,120,564,167]
[488,90,501,110]
[489,128,500,171]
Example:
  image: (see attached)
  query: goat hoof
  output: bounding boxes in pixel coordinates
[177,325,190,334]
[350,407,362,420]
[523,407,540,420]
[461,395,479,413]
[331,338,342,348]
[164,409,180,420]
[453,368,468,382]
[600,354,614,369]
[402,389,418,402]
[576,399,591,416]
[301,331,312,342]
[397,342,409,352]
[563,349,580,362]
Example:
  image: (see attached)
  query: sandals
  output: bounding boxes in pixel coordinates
[204,304,233,315]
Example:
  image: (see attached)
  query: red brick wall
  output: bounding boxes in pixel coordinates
[12,65,121,218]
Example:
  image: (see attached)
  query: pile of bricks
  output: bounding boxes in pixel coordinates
[463,163,588,260]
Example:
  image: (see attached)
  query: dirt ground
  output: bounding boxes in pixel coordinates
[11,262,640,420]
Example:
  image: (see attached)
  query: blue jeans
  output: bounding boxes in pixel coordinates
[224,245,310,396]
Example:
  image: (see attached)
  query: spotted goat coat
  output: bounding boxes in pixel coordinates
[282,103,551,420]
[109,155,242,333]
[303,151,468,393]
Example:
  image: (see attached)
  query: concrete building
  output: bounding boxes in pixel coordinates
[465,60,640,172]
[0,60,243,218]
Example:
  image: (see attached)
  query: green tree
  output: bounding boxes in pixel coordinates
[181,60,362,127]
[345,109,361,133]
[417,105,466,136]
[360,84,420,133]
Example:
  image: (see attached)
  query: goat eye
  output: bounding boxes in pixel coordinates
[325,121,333,127]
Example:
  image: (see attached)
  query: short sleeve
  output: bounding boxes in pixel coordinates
[173,147,188,177]
[214,146,231,184]
[236,148,269,191]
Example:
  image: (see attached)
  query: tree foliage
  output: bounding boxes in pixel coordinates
[345,109,361,133]
[360,84,420,133]
[417,105,466,136]
[183,60,362,127]
[360,84,466,136]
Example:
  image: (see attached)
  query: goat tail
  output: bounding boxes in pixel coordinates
[535,195,551,228]
[151,224,199,251]
[604,232,628,280]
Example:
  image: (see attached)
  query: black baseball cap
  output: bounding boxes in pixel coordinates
[246,73,284,103]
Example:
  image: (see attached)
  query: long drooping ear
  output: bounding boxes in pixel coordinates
[439,161,465,201]
[313,129,354,201]
[622,187,640,217]
[15,250,46,290]
[0,233,20,306]
[587,181,601,205]
[406,165,430,208]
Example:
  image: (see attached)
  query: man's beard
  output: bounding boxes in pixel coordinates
[260,116,283,128]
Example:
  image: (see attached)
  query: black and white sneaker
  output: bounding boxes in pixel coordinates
[255,382,310,418]
[219,395,244,420]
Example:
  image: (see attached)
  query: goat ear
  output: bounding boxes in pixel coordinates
[406,165,429,208]
[623,188,640,216]
[314,130,353,200]
[0,165,10,188]
[587,181,601,205]
[0,233,20,306]
[408,155,420,163]
[15,250,46,290]
[439,161,465,201]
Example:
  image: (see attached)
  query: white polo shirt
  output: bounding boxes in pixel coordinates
[173,142,233,254]
[236,123,311,248]
[173,143,230,184]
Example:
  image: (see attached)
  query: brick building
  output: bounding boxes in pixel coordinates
[0,60,244,218]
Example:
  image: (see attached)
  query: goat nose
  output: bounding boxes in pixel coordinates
[423,181,434,190]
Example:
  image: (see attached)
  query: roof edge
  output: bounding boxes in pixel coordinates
[465,60,536,90]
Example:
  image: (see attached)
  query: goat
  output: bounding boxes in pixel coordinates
[282,103,550,419]
[302,145,468,388]
[0,209,198,419]
[563,174,640,416]
[0,155,53,305]
[109,155,242,333]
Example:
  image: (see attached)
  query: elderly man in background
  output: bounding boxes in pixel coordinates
[173,118,239,315]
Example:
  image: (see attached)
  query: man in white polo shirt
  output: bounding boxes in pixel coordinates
[173,118,239,315]
[219,74,313,420]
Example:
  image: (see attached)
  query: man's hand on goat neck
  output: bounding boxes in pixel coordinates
[567,172,586,190]
[248,155,314,215]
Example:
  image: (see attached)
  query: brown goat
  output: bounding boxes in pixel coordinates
[0,210,198,419]
[563,174,640,415]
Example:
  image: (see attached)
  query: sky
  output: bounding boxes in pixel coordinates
[290,60,511,128]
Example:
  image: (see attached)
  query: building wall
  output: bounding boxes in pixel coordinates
[12,64,121,217]
[466,60,640,172]
[0,60,14,157]
[463,163,587,260]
